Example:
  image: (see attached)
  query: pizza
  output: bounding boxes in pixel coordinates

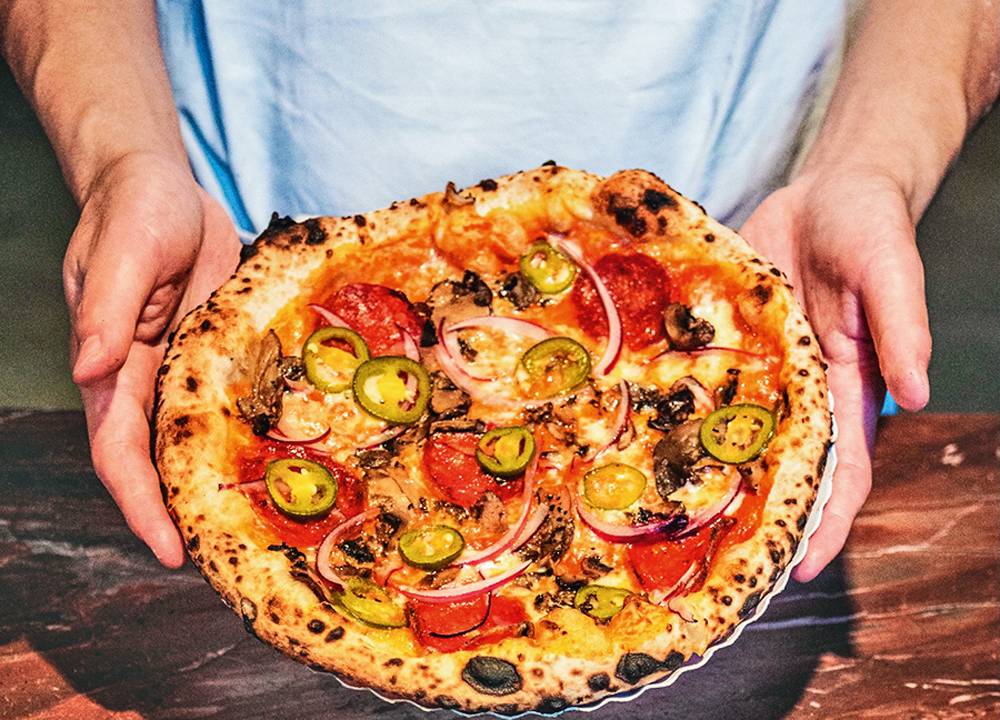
[154,166,832,713]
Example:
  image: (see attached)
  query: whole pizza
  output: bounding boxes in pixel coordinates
[154,166,832,713]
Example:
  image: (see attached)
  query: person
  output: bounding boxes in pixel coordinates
[1,1,996,581]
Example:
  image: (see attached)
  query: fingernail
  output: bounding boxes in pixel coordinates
[73,336,103,380]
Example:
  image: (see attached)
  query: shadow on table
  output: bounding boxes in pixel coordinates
[0,411,857,719]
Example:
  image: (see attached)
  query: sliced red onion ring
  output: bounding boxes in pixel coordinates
[393,559,532,604]
[316,507,381,586]
[593,380,632,460]
[433,319,496,399]
[440,323,493,382]
[308,303,351,329]
[574,494,687,543]
[548,236,622,375]
[671,376,715,414]
[266,423,331,445]
[361,424,407,449]
[398,328,421,361]
[648,560,700,605]
[647,345,765,364]
[446,315,552,342]
[460,453,543,565]
[674,471,742,539]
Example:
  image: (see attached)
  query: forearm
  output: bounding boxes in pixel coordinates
[801,0,1000,220]
[0,0,185,205]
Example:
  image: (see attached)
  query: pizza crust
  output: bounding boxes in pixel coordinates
[155,166,831,713]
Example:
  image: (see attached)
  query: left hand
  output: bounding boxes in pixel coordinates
[740,165,932,582]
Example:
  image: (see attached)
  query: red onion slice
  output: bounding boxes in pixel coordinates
[647,345,765,364]
[593,380,632,460]
[316,507,381,586]
[460,452,542,566]
[266,424,331,445]
[671,376,716,415]
[361,424,407,449]
[674,471,742,538]
[218,479,267,492]
[648,560,701,606]
[446,315,552,342]
[398,328,421,361]
[433,319,496,398]
[575,494,687,542]
[548,236,622,375]
[308,303,351,329]
[393,559,533,604]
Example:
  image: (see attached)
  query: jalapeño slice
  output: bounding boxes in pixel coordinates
[352,356,431,424]
[517,337,591,399]
[519,241,578,294]
[398,525,465,570]
[700,403,776,464]
[303,326,370,393]
[583,463,646,510]
[334,578,407,628]
[264,458,338,518]
[476,426,535,477]
[574,584,632,620]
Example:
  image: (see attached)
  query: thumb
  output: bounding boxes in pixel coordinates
[70,221,161,386]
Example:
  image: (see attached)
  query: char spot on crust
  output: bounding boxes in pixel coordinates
[303,218,327,245]
[641,188,677,212]
[353,214,366,227]
[478,178,499,191]
[541,159,557,167]
[306,619,325,634]
[537,696,569,713]
[199,319,212,332]
[739,591,763,620]
[798,336,811,346]
[385,657,403,667]
[769,267,783,277]
[325,627,344,642]
[185,376,198,392]
[186,535,199,552]
[607,197,647,237]
[587,672,611,691]
[434,696,460,710]
[239,597,257,634]
[750,284,772,305]
[615,652,661,684]
[663,650,685,671]
[704,233,715,243]
[797,513,808,531]
[461,656,523,696]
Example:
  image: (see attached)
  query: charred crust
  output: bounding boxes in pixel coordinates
[615,652,661,684]
[385,657,404,667]
[239,597,258,634]
[434,696,460,710]
[306,619,326,634]
[325,627,344,642]
[641,188,677,212]
[798,335,811,346]
[478,178,499,191]
[303,218,327,245]
[537,696,569,713]
[541,159,557,167]
[739,591,763,619]
[462,656,523,696]
[704,232,716,243]
[662,650,685,671]
[353,214,366,227]
[587,672,611,691]
[750,283,772,305]
[607,196,647,237]
[239,242,259,263]
[769,267,783,277]
[186,534,199,551]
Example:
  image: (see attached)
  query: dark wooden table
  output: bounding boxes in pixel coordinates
[1,411,997,719]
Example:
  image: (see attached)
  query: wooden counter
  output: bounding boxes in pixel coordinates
[1,411,996,719]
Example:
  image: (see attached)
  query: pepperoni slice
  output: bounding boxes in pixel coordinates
[571,252,671,350]
[413,596,528,653]
[423,432,523,507]
[238,442,366,547]
[410,594,491,638]
[627,525,714,593]
[327,283,424,356]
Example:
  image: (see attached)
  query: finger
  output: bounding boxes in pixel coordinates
[71,218,162,386]
[792,353,881,582]
[858,233,931,412]
[82,346,185,568]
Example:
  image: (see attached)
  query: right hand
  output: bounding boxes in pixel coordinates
[64,152,241,567]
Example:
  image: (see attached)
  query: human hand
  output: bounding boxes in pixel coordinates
[64,152,241,567]
[740,166,931,582]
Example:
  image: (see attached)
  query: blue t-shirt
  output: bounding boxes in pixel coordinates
[156,1,845,236]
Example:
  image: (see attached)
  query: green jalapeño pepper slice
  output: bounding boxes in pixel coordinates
[264,458,338,518]
[583,463,646,510]
[574,584,632,620]
[517,337,591,399]
[519,241,578,294]
[700,403,776,463]
[303,326,370,393]
[398,525,465,570]
[476,426,536,477]
[352,356,431,424]
[334,578,407,628]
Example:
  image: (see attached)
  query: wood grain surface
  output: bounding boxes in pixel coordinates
[1,410,996,719]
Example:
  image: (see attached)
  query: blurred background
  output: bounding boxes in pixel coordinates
[0,63,997,412]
